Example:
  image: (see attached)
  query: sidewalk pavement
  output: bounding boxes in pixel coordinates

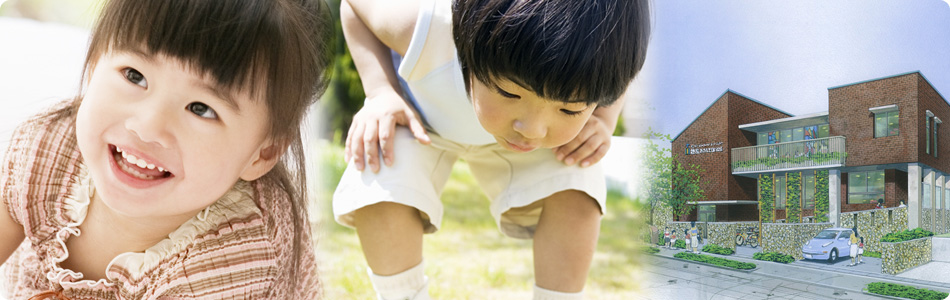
[653,242,950,293]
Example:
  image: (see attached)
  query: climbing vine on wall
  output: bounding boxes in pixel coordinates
[815,170,830,223]
[759,174,774,223]
[787,172,802,223]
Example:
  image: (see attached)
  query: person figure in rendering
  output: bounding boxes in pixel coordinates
[684,229,691,252]
[876,198,886,209]
[848,228,860,267]
[689,221,700,253]
[664,228,671,249]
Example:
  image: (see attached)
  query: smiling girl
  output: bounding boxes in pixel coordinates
[0,0,331,298]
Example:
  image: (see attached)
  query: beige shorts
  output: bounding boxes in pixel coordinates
[332,127,606,239]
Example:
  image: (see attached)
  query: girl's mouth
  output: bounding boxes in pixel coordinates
[109,145,173,180]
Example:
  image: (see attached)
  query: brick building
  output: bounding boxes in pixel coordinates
[672,71,950,231]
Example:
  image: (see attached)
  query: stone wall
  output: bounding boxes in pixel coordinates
[652,202,673,229]
[705,221,758,251]
[761,223,832,260]
[881,237,932,275]
[839,207,907,253]
[923,208,934,233]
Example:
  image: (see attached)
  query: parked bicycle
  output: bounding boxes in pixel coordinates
[735,227,759,248]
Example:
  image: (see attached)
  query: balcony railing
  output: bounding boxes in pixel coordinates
[731,136,846,173]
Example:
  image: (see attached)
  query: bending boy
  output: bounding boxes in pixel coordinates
[334,0,650,298]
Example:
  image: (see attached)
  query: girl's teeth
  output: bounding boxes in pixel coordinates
[116,147,166,173]
[146,164,155,170]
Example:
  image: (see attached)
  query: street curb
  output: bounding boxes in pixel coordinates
[658,253,758,273]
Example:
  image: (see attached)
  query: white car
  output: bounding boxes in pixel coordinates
[801,227,854,262]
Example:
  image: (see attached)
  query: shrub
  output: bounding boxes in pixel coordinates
[656,232,664,246]
[866,282,949,300]
[864,250,881,258]
[644,247,660,254]
[882,228,934,243]
[702,244,735,255]
[673,252,756,270]
[753,252,795,264]
[674,239,686,249]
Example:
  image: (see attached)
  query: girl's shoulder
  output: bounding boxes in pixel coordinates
[1,98,82,240]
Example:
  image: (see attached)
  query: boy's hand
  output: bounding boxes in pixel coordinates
[345,92,430,173]
[553,115,611,168]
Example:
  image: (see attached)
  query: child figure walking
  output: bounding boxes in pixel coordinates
[0,0,332,298]
[334,0,650,298]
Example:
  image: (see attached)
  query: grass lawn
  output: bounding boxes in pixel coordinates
[312,141,651,299]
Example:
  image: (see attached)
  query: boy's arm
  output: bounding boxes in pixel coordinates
[342,0,429,173]
[554,94,626,167]
[0,188,25,265]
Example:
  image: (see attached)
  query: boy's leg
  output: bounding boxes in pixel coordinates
[533,190,601,293]
[354,202,428,299]
[354,202,424,275]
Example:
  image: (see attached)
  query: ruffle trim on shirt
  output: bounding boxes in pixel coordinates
[48,169,262,288]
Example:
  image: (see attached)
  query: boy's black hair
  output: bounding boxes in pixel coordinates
[453,0,651,106]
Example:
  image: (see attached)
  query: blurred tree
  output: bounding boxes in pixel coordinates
[319,0,365,142]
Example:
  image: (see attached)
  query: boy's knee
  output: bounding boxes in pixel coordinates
[543,190,602,220]
[354,202,425,228]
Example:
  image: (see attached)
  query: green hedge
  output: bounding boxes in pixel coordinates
[644,247,660,254]
[702,244,735,255]
[674,239,686,249]
[882,228,935,243]
[673,252,756,270]
[866,282,949,300]
[753,252,795,264]
[864,250,881,258]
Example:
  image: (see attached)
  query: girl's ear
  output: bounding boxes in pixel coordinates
[240,140,284,181]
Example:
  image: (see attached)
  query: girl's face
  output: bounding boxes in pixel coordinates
[470,78,595,153]
[76,51,276,224]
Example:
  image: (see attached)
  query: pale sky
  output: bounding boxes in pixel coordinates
[635,0,950,142]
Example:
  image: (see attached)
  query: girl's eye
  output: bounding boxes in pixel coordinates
[186,102,218,119]
[561,108,584,116]
[123,68,147,88]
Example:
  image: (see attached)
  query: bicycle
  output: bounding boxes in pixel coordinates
[735,227,759,248]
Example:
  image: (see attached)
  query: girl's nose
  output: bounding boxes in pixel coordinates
[124,97,173,148]
[512,118,546,139]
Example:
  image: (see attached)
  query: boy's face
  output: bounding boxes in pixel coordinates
[76,51,272,226]
[470,78,595,152]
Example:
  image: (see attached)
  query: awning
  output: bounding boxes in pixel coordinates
[686,200,759,205]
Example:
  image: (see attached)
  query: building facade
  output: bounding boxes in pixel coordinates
[673,71,950,231]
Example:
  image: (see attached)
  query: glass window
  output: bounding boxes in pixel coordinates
[758,132,767,145]
[927,117,931,154]
[768,131,778,144]
[775,175,786,209]
[781,129,793,143]
[935,123,939,158]
[848,171,884,204]
[874,111,899,138]
[698,205,716,222]
[818,124,830,138]
[888,112,899,136]
[804,173,816,209]
[923,183,931,209]
[793,128,804,141]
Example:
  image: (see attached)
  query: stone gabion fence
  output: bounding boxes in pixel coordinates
[881,237,932,275]
[761,223,832,260]
[705,221,758,251]
[840,207,907,253]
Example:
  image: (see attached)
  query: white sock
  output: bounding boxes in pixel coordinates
[533,285,584,300]
[368,261,430,300]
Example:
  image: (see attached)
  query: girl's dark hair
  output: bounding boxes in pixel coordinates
[71,0,332,293]
[453,0,651,106]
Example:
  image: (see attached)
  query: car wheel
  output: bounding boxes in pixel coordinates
[828,249,838,262]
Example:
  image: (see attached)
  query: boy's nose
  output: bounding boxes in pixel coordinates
[512,118,546,139]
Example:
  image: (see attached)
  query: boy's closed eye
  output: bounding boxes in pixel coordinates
[497,86,587,116]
